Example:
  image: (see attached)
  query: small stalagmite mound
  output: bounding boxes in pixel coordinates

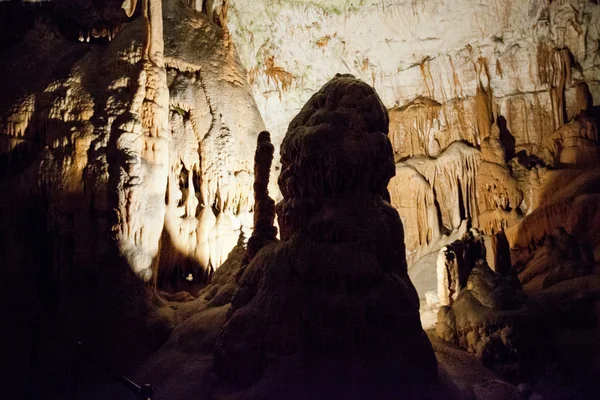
[213,74,441,398]
[437,259,547,380]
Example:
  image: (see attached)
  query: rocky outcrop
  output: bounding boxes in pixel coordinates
[506,167,600,268]
[437,262,546,380]
[437,226,514,304]
[542,227,595,289]
[517,227,597,292]
[437,230,487,307]
[214,75,440,397]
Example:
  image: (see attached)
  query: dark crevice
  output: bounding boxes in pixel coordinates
[0,0,133,49]
[497,115,516,161]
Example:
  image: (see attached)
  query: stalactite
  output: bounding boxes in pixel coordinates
[476,161,522,213]
[389,165,440,253]
[1,95,35,139]
[112,0,170,283]
[388,97,442,158]
[122,0,138,18]
[200,117,243,214]
[404,142,481,231]
[474,84,493,140]
[538,46,572,130]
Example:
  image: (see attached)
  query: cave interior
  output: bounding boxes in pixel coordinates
[1,1,600,399]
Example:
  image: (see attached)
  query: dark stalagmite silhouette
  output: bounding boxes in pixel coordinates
[214,74,444,399]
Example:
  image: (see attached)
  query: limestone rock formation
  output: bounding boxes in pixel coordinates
[159,0,266,285]
[517,227,598,292]
[244,130,278,264]
[436,228,514,307]
[476,161,522,235]
[541,109,600,168]
[228,0,600,279]
[542,228,595,289]
[4,0,599,305]
[437,230,487,307]
[405,142,481,233]
[389,164,440,253]
[483,232,512,276]
[506,167,600,269]
[213,75,440,397]
[0,0,265,297]
[231,0,600,149]
[2,1,600,398]
[437,262,546,380]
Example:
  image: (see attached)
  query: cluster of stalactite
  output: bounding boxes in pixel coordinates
[388,46,600,262]
[0,0,264,299]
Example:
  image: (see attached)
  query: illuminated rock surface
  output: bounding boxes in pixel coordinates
[437,230,488,307]
[0,0,264,293]
[1,1,600,399]
[228,0,600,276]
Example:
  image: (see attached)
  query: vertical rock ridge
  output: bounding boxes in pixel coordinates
[244,130,277,264]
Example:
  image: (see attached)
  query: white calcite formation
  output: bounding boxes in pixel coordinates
[0,0,264,291]
[158,0,265,287]
[230,0,600,143]
[3,0,600,303]
[228,0,600,268]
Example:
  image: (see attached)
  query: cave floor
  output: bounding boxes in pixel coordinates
[10,320,600,400]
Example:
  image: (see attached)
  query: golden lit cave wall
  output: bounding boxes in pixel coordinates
[0,1,264,289]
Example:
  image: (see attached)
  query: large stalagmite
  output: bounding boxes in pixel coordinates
[244,130,278,263]
[213,74,441,398]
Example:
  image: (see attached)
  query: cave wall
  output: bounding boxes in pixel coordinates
[230,0,600,139]
[1,0,600,299]
[228,0,600,263]
[0,0,265,294]
[0,2,599,397]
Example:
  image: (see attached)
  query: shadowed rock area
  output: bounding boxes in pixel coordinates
[213,74,442,398]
